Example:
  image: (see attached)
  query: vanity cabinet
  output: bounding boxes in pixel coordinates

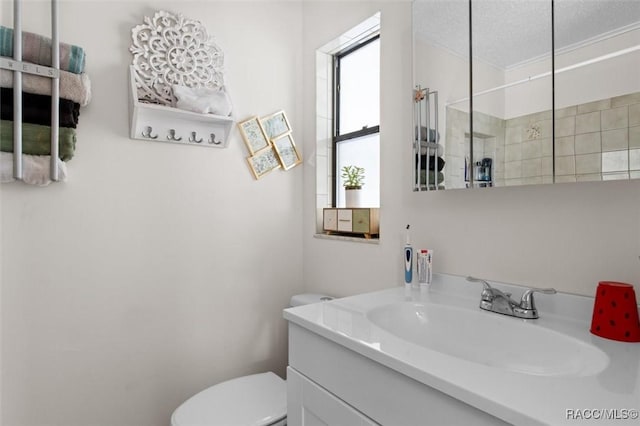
[322,208,379,239]
[287,367,377,426]
[287,323,507,426]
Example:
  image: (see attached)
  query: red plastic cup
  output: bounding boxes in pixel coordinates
[590,281,640,342]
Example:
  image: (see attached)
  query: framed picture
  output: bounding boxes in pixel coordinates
[238,116,270,154]
[247,146,281,179]
[259,110,291,140]
[272,133,302,170]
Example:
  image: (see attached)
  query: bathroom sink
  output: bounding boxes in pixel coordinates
[366,301,609,377]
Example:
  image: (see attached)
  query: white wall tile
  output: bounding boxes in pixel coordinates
[630,126,640,149]
[555,155,576,176]
[575,153,601,174]
[555,136,575,156]
[577,98,611,114]
[629,103,640,127]
[601,106,629,131]
[602,150,629,173]
[555,116,575,138]
[629,148,640,170]
[522,139,542,159]
[505,125,522,144]
[575,111,601,134]
[575,132,601,154]
[521,158,541,178]
[602,128,629,152]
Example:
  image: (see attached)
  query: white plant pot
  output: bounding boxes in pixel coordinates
[345,187,362,208]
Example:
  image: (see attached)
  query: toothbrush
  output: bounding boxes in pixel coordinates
[404,225,413,284]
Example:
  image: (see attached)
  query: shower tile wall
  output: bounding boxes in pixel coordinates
[444,108,504,189]
[504,91,640,185]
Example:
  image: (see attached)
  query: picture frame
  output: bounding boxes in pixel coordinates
[247,146,281,179]
[238,116,270,154]
[259,110,291,140]
[272,133,302,170]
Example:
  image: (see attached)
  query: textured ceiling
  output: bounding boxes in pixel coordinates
[414,0,640,69]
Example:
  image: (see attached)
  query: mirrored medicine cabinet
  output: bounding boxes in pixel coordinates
[412,0,640,191]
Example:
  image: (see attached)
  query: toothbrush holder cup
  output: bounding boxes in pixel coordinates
[590,281,640,342]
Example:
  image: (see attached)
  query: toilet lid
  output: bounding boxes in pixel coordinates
[171,372,287,426]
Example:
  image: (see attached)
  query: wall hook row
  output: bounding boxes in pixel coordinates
[189,131,203,143]
[167,129,182,141]
[142,126,158,139]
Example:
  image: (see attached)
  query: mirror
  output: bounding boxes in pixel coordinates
[413,0,640,190]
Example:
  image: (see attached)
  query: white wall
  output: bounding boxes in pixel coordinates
[301,2,640,300]
[302,1,413,297]
[2,1,640,425]
[1,1,303,425]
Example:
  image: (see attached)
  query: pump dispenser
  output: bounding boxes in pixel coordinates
[404,225,413,284]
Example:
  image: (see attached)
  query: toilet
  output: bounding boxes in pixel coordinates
[171,293,333,426]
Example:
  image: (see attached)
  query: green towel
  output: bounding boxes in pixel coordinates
[1,120,76,161]
[420,170,444,185]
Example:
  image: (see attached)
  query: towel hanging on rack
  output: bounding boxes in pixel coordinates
[0,120,76,160]
[0,152,67,185]
[420,170,444,185]
[416,154,445,172]
[0,69,91,106]
[415,126,439,143]
[1,88,80,128]
[0,26,86,74]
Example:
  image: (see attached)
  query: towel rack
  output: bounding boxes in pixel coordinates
[0,0,61,181]
[413,85,439,191]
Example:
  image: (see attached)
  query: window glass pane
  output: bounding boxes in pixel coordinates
[338,38,380,135]
[336,133,380,207]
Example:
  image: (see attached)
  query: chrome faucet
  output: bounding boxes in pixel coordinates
[466,276,556,319]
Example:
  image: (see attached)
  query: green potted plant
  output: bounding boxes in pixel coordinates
[341,165,365,207]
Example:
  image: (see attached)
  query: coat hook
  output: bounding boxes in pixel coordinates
[167,129,182,141]
[142,126,158,139]
[189,131,203,143]
[208,133,222,145]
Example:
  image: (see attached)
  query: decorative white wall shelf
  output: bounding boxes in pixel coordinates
[128,66,234,148]
[127,10,233,148]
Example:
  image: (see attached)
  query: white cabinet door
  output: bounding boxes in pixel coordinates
[287,367,378,426]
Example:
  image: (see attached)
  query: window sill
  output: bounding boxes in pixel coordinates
[313,233,380,244]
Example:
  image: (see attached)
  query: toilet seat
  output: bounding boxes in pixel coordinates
[171,372,287,426]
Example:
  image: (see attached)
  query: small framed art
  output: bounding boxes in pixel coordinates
[247,146,281,179]
[238,116,270,154]
[272,133,302,170]
[259,110,291,140]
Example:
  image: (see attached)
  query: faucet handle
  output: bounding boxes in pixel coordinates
[466,276,493,292]
[466,276,513,301]
[466,276,494,298]
[519,287,557,310]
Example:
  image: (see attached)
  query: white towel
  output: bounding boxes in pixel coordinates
[172,84,232,116]
[1,152,67,186]
[0,68,91,106]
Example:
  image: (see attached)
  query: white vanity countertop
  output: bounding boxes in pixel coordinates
[284,274,640,426]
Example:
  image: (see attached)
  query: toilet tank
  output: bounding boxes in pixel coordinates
[289,293,333,307]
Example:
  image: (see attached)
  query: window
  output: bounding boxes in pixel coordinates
[333,35,380,208]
